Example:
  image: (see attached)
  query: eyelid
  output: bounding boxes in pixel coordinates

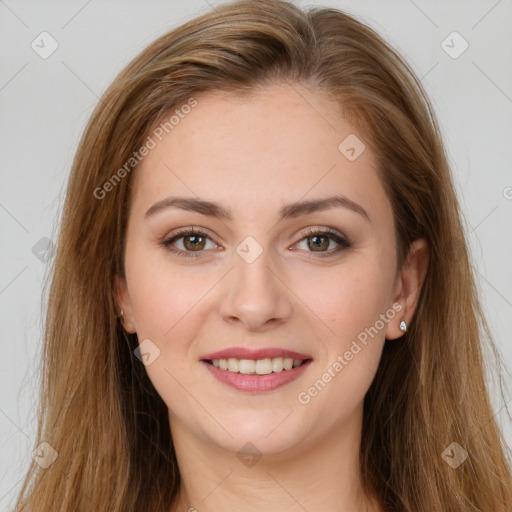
[161,226,221,255]
[165,226,219,244]
[293,226,351,248]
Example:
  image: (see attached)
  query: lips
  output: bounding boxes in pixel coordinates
[200,346,313,392]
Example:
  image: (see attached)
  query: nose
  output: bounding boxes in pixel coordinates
[218,246,294,332]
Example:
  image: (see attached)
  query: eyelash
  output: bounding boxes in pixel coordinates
[161,226,351,259]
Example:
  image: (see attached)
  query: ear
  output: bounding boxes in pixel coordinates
[114,273,137,333]
[385,238,429,340]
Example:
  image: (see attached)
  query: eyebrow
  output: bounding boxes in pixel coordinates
[144,194,370,222]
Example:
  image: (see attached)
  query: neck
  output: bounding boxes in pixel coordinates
[168,402,381,512]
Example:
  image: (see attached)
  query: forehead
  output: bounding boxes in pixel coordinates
[129,82,389,224]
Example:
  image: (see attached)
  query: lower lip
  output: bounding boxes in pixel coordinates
[201,360,312,392]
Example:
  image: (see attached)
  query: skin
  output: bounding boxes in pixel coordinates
[115,82,428,512]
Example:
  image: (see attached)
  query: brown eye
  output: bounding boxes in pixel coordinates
[182,233,207,251]
[307,234,330,252]
[162,228,218,258]
[294,228,351,258]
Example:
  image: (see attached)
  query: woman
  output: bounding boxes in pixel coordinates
[14,1,512,511]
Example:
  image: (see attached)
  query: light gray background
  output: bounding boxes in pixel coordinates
[1,0,511,508]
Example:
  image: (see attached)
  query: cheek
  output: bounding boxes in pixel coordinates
[124,242,210,340]
[292,258,394,345]
[296,273,390,426]
[290,254,394,406]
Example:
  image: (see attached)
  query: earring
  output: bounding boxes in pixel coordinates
[399,319,407,332]
[118,310,124,319]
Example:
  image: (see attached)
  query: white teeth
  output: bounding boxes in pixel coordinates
[239,359,255,374]
[255,358,273,375]
[210,356,306,374]
[283,357,293,370]
[227,357,239,372]
[272,357,284,372]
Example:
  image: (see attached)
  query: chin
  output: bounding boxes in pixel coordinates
[201,411,311,457]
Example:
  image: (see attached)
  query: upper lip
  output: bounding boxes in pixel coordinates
[201,347,312,361]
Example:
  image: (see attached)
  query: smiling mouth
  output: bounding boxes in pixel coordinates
[204,357,312,375]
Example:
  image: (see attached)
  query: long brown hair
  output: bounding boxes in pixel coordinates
[14,1,512,510]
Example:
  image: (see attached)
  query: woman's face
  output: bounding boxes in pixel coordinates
[116,82,414,456]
